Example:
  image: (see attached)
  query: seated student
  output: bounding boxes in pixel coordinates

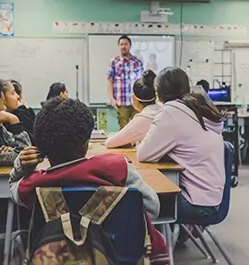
[196,79,210,93]
[3,80,36,142]
[9,79,25,104]
[137,68,225,222]
[46,82,69,101]
[105,70,160,148]
[9,98,169,264]
[0,80,31,166]
[41,82,69,107]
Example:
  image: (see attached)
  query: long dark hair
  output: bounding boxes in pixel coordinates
[133,70,156,107]
[46,82,66,100]
[155,67,224,130]
[9,80,22,96]
[0,79,7,96]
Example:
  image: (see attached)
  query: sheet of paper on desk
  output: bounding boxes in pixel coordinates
[91,130,107,139]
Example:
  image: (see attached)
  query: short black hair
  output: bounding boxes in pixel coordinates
[9,80,22,96]
[196,79,210,93]
[133,70,156,107]
[118,35,131,45]
[34,98,94,164]
[46,82,66,100]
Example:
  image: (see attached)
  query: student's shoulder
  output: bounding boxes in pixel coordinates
[87,154,129,175]
[154,102,180,122]
[89,153,127,163]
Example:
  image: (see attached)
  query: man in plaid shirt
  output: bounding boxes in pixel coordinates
[107,35,144,129]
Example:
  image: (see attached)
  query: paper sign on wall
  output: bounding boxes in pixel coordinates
[0,2,14,36]
[53,21,246,37]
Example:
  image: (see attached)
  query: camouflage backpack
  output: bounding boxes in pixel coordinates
[24,186,152,265]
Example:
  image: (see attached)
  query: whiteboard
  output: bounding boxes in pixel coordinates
[88,34,175,104]
[176,40,214,86]
[0,38,85,108]
[232,48,249,104]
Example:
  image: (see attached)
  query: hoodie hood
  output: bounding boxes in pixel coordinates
[165,101,223,135]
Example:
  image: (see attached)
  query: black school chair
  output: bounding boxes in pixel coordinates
[179,141,235,265]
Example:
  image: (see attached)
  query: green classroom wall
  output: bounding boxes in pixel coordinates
[5,0,249,37]
[4,0,249,131]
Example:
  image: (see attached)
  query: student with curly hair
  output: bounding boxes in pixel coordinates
[9,98,169,264]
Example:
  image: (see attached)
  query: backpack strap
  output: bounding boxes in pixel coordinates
[79,186,128,225]
[143,215,152,265]
[36,187,69,222]
[61,186,128,246]
[61,213,90,246]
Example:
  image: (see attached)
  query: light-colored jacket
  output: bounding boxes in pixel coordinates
[137,100,225,207]
[105,104,161,148]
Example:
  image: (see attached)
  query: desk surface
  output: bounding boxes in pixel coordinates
[138,169,180,194]
[0,167,12,177]
[0,167,180,194]
[88,143,184,172]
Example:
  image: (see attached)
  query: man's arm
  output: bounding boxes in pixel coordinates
[108,78,118,111]
[107,60,118,110]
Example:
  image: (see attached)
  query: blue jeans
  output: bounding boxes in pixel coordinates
[177,193,219,223]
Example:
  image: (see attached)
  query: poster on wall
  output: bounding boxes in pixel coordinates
[97,109,108,131]
[0,2,14,36]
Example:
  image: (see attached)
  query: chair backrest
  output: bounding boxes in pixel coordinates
[201,141,234,226]
[31,187,145,264]
[215,141,234,222]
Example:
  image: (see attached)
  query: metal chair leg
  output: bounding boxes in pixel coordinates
[205,227,235,265]
[171,224,180,250]
[3,200,15,265]
[193,225,219,263]
[165,224,174,265]
[180,224,210,259]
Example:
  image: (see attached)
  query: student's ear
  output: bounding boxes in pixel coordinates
[0,91,5,101]
[82,140,89,157]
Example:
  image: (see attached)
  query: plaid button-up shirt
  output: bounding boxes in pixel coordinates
[108,54,144,106]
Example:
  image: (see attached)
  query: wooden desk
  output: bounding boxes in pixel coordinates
[88,142,136,155]
[0,167,12,177]
[138,169,180,194]
[87,143,184,172]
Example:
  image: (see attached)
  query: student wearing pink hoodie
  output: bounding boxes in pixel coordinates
[137,67,226,221]
[105,70,161,148]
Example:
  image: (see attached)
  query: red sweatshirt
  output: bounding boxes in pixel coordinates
[9,153,169,264]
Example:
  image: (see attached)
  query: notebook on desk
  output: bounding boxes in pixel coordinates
[91,130,107,139]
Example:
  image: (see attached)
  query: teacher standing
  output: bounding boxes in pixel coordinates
[107,35,144,129]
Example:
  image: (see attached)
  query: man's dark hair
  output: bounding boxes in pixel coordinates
[196,79,210,93]
[34,98,94,165]
[118,35,131,45]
